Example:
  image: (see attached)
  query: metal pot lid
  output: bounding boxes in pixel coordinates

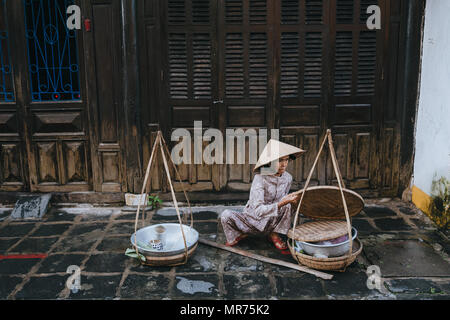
[130,223,199,257]
[287,220,350,242]
[289,186,364,220]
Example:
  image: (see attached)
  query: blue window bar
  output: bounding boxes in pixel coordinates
[24,0,81,102]
[0,0,15,102]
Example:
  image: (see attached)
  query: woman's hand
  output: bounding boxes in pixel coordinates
[278,193,297,209]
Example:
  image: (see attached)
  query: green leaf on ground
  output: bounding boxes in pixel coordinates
[125,248,146,262]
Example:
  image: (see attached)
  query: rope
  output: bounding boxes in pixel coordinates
[133,132,160,258]
[160,133,194,228]
[327,131,353,263]
[290,130,328,262]
[133,131,190,266]
[290,129,353,270]
[327,132,346,189]
[158,133,190,264]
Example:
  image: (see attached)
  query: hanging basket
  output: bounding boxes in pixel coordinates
[140,243,198,267]
[289,186,364,220]
[288,238,363,271]
[287,129,364,272]
[130,130,197,267]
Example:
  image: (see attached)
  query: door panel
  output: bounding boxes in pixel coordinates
[0,0,27,191]
[84,0,125,192]
[220,0,275,190]
[0,142,25,190]
[62,141,88,183]
[145,0,220,192]
[282,0,382,191]
[326,0,381,190]
[1,0,93,192]
[277,0,329,188]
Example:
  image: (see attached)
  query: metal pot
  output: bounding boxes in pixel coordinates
[130,223,199,257]
[295,227,357,258]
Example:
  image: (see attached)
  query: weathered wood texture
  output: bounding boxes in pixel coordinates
[0,0,423,198]
[138,0,420,197]
[1,0,91,192]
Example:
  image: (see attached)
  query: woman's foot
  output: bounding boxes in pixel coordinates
[268,232,288,250]
[225,234,248,247]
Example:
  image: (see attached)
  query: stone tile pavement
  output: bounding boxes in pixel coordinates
[0,199,449,300]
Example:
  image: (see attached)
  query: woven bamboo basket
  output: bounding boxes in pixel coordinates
[131,131,196,267]
[288,238,363,271]
[289,186,364,220]
[287,129,364,272]
[142,243,198,266]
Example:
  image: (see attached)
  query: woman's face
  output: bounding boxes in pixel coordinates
[276,156,290,175]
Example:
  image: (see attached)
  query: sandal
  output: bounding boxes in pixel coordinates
[268,233,288,250]
[225,234,248,247]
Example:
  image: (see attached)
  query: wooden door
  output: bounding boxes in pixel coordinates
[139,0,408,197]
[82,0,127,192]
[1,0,92,192]
[139,0,223,193]
[139,0,278,193]
[217,0,276,192]
[277,0,384,193]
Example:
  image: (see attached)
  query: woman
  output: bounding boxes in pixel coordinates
[220,139,305,253]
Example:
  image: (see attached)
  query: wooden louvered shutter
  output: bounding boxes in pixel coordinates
[326,0,382,190]
[277,0,384,191]
[219,0,274,189]
[160,0,275,190]
[153,0,400,195]
[168,31,213,100]
[221,0,271,107]
[161,0,219,192]
[277,0,327,189]
[167,0,214,106]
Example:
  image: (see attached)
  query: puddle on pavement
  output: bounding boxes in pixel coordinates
[176,276,215,295]
[193,255,214,271]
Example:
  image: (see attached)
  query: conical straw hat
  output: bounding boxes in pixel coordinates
[253,139,305,172]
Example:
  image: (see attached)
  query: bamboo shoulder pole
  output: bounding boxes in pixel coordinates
[198,238,333,280]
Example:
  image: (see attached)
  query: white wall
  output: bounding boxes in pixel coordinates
[413,0,450,195]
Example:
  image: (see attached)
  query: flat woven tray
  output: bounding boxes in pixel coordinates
[290,186,364,220]
[287,220,348,242]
